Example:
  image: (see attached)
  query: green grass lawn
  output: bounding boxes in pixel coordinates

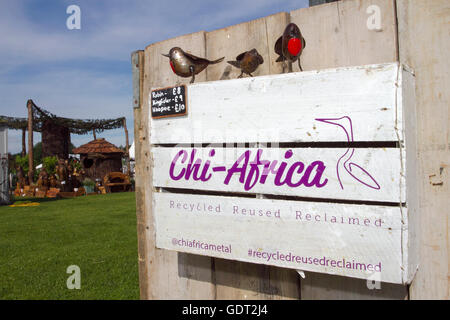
[0,192,139,299]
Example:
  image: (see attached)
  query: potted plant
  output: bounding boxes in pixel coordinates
[82,178,95,194]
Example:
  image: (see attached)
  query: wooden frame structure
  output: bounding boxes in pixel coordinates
[21,99,131,184]
[133,0,449,299]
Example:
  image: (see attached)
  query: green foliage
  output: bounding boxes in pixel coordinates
[82,178,95,188]
[71,158,82,172]
[14,155,29,174]
[33,142,42,165]
[42,156,58,175]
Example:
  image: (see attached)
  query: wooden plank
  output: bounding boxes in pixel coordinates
[153,192,405,284]
[132,50,150,299]
[290,0,398,72]
[292,0,408,300]
[135,0,422,301]
[140,32,216,299]
[147,32,208,86]
[151,63,402,144]
[205,12,299,300]
[301,272,408,300]
[399,67,419,284]
[152,147,405,203]
[132,51,143,110]
[397,0,450,300]
[205,12,288,80]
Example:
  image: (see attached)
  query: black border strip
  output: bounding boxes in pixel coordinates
[151,141,400,148]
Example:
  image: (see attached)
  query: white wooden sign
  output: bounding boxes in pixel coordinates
[152,147,404,203]
[149,63,418,284]
[154,193,403,283]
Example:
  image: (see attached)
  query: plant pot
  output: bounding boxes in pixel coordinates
[84,186,94,193]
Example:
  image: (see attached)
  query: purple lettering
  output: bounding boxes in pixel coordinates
[274,150,293,186]
[300,161,328,187]
[224,150,250,185]
[285,161,305,187]
[169,150,187,180]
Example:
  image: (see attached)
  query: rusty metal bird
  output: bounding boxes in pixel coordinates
[227,48,264,78]
[275,23,306,72]
[162,47,224,83]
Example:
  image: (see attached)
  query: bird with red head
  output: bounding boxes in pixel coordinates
[275,23,306,73]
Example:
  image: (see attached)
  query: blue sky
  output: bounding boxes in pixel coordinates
[0,0,308,154]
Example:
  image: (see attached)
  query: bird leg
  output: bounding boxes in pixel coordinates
[298,59,303,72]
[282,61,287,73]
[249,73,253,77]
[189,66,195,83]
[288,61,293,73]
[238,71,244,79]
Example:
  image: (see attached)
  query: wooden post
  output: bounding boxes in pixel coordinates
[205,11,300,300]
[137,32,217,299]
[291,0,407,300]
[397,0,450,300]
[132,50,149,299]
[21,128,26,157]
[27,99,34,185]
[123,118,131,176]
[134,0,447,300]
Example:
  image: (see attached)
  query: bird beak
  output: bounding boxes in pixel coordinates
[161,53,170,58]
[315,118,337,126]
[315,116,349,127]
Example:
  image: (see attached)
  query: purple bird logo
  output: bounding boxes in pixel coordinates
[315,116,381,190]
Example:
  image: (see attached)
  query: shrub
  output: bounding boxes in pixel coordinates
[14,155,29,174]
[42,156,58,175]
[82,178,95,188]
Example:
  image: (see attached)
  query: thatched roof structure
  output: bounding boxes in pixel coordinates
[72,138,124,155]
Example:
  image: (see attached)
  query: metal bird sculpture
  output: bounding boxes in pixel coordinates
[315,116,381,190]
[162,47,224,83]
[227,48,264,78]
[275,23,306,72]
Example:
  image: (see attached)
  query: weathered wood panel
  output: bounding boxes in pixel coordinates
[152,147,405,203]
[400,67,419,285]
[205,12,298,300]
[132,50,149,299]
[205,12,289,80]
[41,120,70,159]
[397,0,450,300]
[300,271,409,300]
[154,192,405,284]
[133,0,432,300]
[290,0,409,300]
[140,32,216,299]
[151,63,403,145]
[290,0,398,72]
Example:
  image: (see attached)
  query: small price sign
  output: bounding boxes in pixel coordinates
[151,85,187,119]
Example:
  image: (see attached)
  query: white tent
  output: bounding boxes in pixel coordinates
[129,142,135,160]
[0,125,9,204]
